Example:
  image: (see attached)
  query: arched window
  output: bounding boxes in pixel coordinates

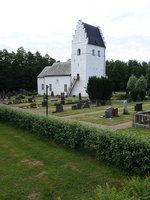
[92,49,95,56]
[77,49,81,55]
[98,50,100,57]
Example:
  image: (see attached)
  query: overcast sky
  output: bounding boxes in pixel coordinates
[0,0,150,62]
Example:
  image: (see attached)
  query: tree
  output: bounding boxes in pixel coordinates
[145,67,150,90]
[127,75,137,91]
[87,76,112,101]
[135,75,147,93]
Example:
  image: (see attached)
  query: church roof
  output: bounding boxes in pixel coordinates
[37,61,71,78]
[83,22,106,48]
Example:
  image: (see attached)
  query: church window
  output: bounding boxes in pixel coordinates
[49,84,52,91]
[98,50,100,57]
[64,84,67,92]
[77,49,81,55]
[92,49,95,56]
[41,84,44,90]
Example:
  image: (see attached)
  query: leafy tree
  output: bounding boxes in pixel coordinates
[145,67,150,89]
[135,75,147,92]
[127,75,137,91]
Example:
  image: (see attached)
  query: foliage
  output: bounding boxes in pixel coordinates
[0,47,56,92]
[127,75,137,91]
[106,60,150,91]
[1,106,150,176]
[87,76,112,101]
[127,75,147,101]
[92,177,150,200]
[146,67,150,90]
[135,75,147,92]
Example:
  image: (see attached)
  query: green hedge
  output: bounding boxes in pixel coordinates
[0,106,150,176]
[91,177,150,200]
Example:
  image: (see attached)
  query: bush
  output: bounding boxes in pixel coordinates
[0,106,150,176]
[91,177,150,200]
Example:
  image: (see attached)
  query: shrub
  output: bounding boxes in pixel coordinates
[91,177,150,200]
[0,106,150,176]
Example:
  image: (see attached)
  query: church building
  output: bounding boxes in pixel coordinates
[37,20,106,96]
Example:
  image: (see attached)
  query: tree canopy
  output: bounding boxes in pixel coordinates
[0,47,56,92]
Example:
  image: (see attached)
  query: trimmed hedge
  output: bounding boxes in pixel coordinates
[0,106,150,175]
[91,177,150,200]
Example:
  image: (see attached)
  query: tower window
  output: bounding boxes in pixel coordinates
[77,49,81,55]
[92,49,95,56]
[98,50,100,57]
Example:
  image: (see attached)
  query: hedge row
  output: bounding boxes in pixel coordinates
[91,177,150,200]
[0,106,150,175]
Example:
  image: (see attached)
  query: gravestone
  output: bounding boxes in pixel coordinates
[79,93,82,102]
[135,103,142,112]
[56,104,63,112]
[96,100,100,106]
[42,93,47,107]
[13,99,21,104]
[72,105,77,110]
[77,102,82,109]
[83,100,90,108]
[61,93,65,104]
[112,108,118,117]
[105,107,113,118]
[28,97,33,103]
[51,91,54,96]
[123,100,128,114]
[30,103,37,108]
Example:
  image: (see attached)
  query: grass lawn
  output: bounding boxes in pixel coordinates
[0,122,127,200]
[72,103,150,126]
[117,127,150,141]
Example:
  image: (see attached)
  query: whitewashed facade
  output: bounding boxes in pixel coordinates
[37,20,106,96]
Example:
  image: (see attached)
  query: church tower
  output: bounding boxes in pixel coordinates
[70,20,106,96]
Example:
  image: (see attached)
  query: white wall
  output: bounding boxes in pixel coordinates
[86,45,105,84]
[71,20,106,97]
[44,76,71,96]
[37,77,45,95]
[71,20,88,96]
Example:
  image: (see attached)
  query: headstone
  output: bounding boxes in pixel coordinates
[30,103,37,108]
[112,108,118,117]
[13,99,21,104]
[96,100,100,106]
[61,93,65,104]
[77,102,82,109]
[79,93,82,102]
[72,105,77,110]
[42,101,47,107]
[56,104,63,112]
[123,100,128,114]
[51,91,54,96]
[105,107,113,118]
[83,100,90,108]
[28,97,33,103]
[135,103,142,112]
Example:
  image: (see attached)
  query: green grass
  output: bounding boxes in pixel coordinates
[117,127,150,141]
[72,103,150,126]
[0,122,127,200]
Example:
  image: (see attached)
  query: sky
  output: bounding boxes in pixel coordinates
[0,0,150,62]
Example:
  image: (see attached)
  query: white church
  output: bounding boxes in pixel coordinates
[37,20,106,97]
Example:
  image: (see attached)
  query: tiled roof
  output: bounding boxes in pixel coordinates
[37,61,71,78]
[83,22,106,48]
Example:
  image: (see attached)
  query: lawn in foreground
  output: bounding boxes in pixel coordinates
[0,122,126,200]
